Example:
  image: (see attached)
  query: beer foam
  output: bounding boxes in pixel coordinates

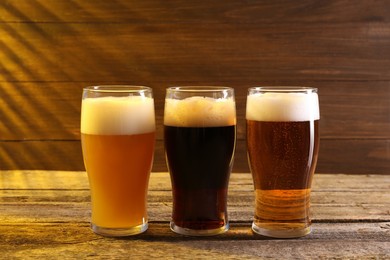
[81,96,155,135]
[164,96,236,127]
[246,92,320,122]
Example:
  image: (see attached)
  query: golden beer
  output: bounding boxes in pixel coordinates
[246,87,320,238]
[81,132,155,228]
[81,87,155,237]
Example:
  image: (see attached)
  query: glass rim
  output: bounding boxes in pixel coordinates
[83,85,152,93]
[248,86,317,93]
[167,86,233,92]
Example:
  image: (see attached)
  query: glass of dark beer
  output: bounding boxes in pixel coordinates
[164,86,236,236]
[246,87,320,238]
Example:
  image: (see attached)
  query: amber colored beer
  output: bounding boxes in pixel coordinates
[164,87,236,236]
[246,88,320,238]
[81,88,155,237]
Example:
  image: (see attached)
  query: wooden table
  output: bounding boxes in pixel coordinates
[0,171,389,259]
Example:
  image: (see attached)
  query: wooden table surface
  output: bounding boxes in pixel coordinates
[0,171,389,259]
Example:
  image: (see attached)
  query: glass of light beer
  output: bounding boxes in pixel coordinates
[81,86,155,237]
[246,87,320,238]
[164,86,236,236]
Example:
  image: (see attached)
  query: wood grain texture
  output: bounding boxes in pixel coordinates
[0,223,389,259]
[2,0,390,23]
[1,22,389,83]
[1,171,389,223]
[0,1,389,173]
[0,171,389,259]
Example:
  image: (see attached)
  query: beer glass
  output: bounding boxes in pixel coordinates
[81,86,155,237]
[246,87,320,238]
[164,87,236,236]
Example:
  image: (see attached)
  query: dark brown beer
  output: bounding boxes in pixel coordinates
[246,88,320,238]
[165,125,236,230]
[164,89,236,235]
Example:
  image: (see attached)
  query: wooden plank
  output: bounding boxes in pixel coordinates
[0,83,83,140]
[317,139,390,174]
[0,140,85,171]
[2,0,390,23]
[1,191,389,223]
[0,170,89,190]
[1,139,390,174]
[1,22,389,83]
[0,223,389,259]
[2,171,389,191]
[2,188,390,207]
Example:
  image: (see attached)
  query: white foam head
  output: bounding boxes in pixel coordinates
[81,96,155,135]
[164,96,236,127]
[246,92,320,122]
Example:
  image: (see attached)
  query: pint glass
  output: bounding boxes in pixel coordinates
[81,86,155,237]
[164,87,236,236]
[246,87,320,238]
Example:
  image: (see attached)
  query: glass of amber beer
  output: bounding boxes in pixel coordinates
[164,87,236,236]
[81,86,155,237]
[246,87,320,238]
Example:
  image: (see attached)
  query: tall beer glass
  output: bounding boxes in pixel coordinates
[164,87,236,236]
[81,86,155,237]
[246,87,320,238]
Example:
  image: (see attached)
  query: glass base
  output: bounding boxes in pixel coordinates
[170,221,229,236]
[252,222,311,238]
[91,222,148,237]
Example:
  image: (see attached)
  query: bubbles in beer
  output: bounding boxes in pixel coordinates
[81,96,155,135]
[246,92,320,122]
[164,96,236,127]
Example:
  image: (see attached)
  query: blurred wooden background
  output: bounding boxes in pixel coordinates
[0,0,389,174]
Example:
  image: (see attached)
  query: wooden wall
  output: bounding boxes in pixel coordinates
[1,0,389,174]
